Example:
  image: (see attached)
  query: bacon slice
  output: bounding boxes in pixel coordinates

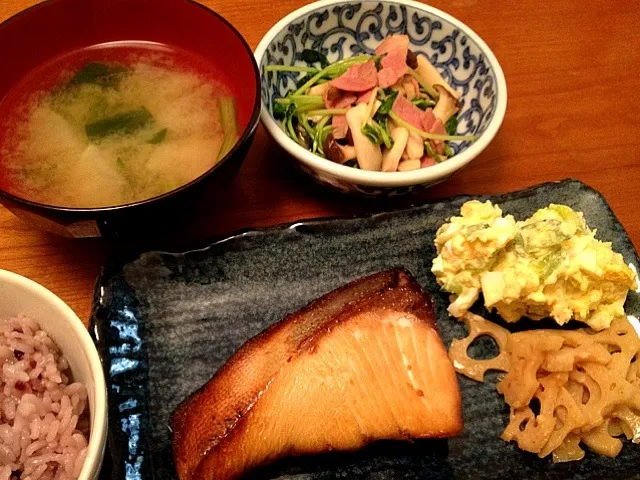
[430,118,447,135]
[421,155,437,168]
[329,60,377,92]
[356,87,376,104]
[422,108,436,132]
[392,94,426,130]
[430,118,447,154]
[375,34,410,58]
[323,86,357,109]
[377,49,409,88]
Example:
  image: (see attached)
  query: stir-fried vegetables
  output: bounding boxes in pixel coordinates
[265,34,478,172]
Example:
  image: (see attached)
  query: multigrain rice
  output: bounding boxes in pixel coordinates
[0,315,89,480]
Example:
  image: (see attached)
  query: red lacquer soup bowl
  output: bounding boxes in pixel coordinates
[0,0,260,238]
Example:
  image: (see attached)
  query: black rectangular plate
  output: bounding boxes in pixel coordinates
[91,179,640,480]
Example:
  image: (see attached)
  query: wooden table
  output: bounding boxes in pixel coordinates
[1,0,639,326]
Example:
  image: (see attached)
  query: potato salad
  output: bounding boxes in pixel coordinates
[432,201,637,330]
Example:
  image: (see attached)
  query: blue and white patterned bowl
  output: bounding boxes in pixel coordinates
[255,0,507,196]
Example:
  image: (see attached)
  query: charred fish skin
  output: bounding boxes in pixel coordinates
[171,269,462,480]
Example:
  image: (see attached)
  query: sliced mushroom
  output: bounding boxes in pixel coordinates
[340,144,357,161]
[345,127,354,146]
[415,56,459,100]
[309,83,330,96]
[324,134,357,164]
[381,126,409,172]
[323,133,345,164]
[345,103,382,171]
[365,98,382,122]
[402,76,417,100]
[405,131,424,160]
[295,124,311,149]
[324,85,342,102]
[432,85,460,124]
[397,158,421,171]
[389,76,406,97]
[406,50,418,69]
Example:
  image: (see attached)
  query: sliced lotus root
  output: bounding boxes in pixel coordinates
[565,378,590,407]
[449,313,640,461]
[448,313,510,382]
[498,333,564,408]
[581,419,623,457]
[501,373,567,453]
[543,343,610,372]
[586,316,640,374]
[627,353,639,386]
[539,386,587,458]
[611,405,640,443]
[577,363,636,429]
[552,434,585,463]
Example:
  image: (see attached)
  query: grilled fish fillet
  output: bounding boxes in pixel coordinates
[171,268,462,480]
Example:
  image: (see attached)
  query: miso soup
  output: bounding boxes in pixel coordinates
[0,42,240,208]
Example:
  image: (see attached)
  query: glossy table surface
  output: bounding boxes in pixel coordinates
[0,0,639,325]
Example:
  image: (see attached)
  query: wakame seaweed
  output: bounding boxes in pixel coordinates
[85,107,153,140]
[69,62,128,88]
[148,128,168,144]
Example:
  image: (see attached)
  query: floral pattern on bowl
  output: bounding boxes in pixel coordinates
[256,0,507,195]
